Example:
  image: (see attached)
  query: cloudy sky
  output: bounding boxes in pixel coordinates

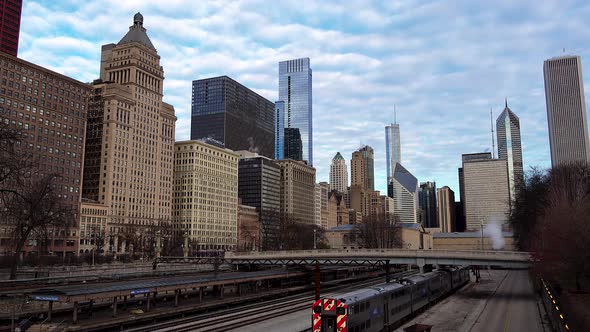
[18,0,590,196]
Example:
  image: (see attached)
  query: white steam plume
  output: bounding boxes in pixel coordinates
[483,218,505,250]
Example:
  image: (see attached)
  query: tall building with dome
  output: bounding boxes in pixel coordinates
[82,13,176,254]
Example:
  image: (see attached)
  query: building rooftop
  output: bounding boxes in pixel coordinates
[393,163,418,193]
[118,12,156,51]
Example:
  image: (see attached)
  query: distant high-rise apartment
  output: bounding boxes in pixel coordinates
[496,100,523,203]
[385,121,401,183]
[314,184,322,227]
[329,152,348,193]
[276,159,316,225]
[351,146,374,190]
[0,53,91,257]
[391,163,418,223]
[0,0,22,56]
[544,55,590,167]
[191,76,275,159]
[173,140,239,250]
[437,186,456,233]
[274,101,284,160]
[237,151,281,249]
[284,127,303,161]
[279,58,313,165]
[82,14,176,253]
[419,182,437,228]
[463,158,510,231]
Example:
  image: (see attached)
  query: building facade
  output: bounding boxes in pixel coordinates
[276,159,316,225]
[437,186,456,233]
[190,75,275,159]
[496,100,523,203]
[278,58,313,165]
[237,151,280,249]
[314,184,322,227]
[418,181,437,228]
[284,127,303,161]
[351,145,374,191]
[385,122,401,184]
[82,14,176,254]
[274,101,284,160]
[0,0,22,56]
[391,163,418,224]
[79,201,110,254]
[319,182,329,228]
[237,204,260,251]
[173,140,239,251]
[458,152,492,230]
[0,52,91,257]
[463,158,510,231]
[329,152,348,194]
[543,55,590,167]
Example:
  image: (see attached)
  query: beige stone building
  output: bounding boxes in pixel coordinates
[325,223,432,250]
[319,182,329,228]
[276,159,316,225]
[173,140,239,251]
[433,232,516,251]
[79,201,110,254]
[463,159,510,231]
[81,13,176,254]
[350,185,372,217]
[351,146,374,190]
[437,186,456,232]
[237,204,260,251]
[329,152,348,193]
[370,193,395,222]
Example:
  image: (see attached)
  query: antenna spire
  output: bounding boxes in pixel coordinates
[505,97,508,109]
[394,104,397,124]
[490,108,495,159]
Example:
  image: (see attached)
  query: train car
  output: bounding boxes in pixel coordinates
[380,282,412,327]
[402,274,432,313]
[313,287,383,332]
[450,266,470,290]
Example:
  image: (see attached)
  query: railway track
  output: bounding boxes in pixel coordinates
[125,270,415,332]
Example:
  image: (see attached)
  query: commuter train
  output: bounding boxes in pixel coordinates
[312,266,470,332]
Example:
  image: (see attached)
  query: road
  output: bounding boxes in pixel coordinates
[469,270,543,332]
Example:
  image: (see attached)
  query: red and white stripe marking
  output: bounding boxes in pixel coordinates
[312,299,322,332]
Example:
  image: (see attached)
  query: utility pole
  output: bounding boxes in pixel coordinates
[313,229,317,249]
[480,219,484,250]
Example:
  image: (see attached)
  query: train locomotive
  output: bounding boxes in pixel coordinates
[312,266,470,332]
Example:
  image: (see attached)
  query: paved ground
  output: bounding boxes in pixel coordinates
[396,270,549,332]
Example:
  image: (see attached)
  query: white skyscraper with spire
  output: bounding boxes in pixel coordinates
[496,99,523,203]
[330,152,348,193]
[385,107,401,184]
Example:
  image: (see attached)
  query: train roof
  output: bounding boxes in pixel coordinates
[331,287,382,305]
[402,272,440,284]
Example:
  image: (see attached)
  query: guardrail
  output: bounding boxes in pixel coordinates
[540,278,571,332]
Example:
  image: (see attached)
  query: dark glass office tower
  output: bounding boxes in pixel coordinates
[0,0,22,56]
[419,181,437,228]
[279,58,313,165]
[191,76,275,158]
[238,155,281,250]
[284,127,303,161]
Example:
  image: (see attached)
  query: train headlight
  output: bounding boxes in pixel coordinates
[336,307,345,315]
[313,306,322,314]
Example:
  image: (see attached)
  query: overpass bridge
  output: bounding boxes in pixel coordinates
[159,249,532,271]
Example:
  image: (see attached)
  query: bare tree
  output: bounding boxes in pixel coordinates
[2,173,75,279]
[354,214,402,249]
[276,213,326,250]
[259,209,281,250]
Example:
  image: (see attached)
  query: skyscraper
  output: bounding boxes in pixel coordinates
[82,13,176,253]
[191,76,275,159]
[276,159,316,225]
[351,146,375,190]
[496,100,523,202]
[329,152,348,194]
[0,0,22,56]
[419,181,437,228]
[278,58,313,165]
[385,121,401,183]
[284,127,303,161]
[543,55,590,167]
[391,163,418,224]
[274,101,285,160]
[437,186,456,233]
[463,158,510,231]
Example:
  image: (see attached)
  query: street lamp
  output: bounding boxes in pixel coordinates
[480,219,484,250]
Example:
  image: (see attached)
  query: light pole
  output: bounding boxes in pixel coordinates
[313,229,317,250]
[480,219,484,250]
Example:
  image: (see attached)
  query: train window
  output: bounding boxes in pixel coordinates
[361,322,366,330]
[360,302,365,312]
[367,300,370,308]
[366,319,371,328]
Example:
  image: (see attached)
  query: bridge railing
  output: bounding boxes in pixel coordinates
[225,249,532,262]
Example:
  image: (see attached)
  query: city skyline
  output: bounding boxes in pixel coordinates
[16,1,590,196]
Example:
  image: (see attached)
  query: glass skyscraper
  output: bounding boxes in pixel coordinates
[496,100,523,203]
[274,101,285,160]
[385,122,401,183]
[278,58,313,165]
